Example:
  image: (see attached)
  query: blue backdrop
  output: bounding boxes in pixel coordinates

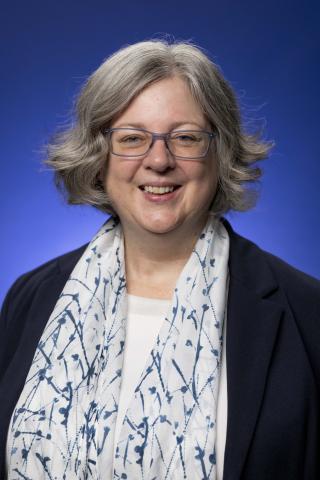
[1,0,319,303]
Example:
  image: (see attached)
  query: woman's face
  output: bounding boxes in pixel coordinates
[104,76,218,237]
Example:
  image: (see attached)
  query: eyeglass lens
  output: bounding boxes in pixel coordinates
[109,129,211,158]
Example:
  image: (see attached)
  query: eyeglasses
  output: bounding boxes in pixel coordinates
[104,128,215,159]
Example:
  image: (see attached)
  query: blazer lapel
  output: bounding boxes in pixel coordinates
[222,221,284,480]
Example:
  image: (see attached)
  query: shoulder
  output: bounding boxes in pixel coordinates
[1,244,88,324]
[242,233,319,307]
[223,218,320,300]
[223,217,320,341]
[224,218,320,383]
[261,251,320,373]
[224,219,320,377]
[13,244,86,286]
[18,243,88,284]
[263,250,320,303]
[0,244,88,378]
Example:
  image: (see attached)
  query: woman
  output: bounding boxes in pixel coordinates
[1,40,319,480]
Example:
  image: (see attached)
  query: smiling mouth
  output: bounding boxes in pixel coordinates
[139,185,181,195]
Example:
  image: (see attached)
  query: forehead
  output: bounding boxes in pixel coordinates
[112,76,207,130]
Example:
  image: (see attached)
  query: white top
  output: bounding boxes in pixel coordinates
[113,294,228,479]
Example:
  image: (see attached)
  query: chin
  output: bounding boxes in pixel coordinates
[139,215,182,235]
[143,223,179,235]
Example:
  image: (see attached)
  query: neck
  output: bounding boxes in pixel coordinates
[122,215,209,299]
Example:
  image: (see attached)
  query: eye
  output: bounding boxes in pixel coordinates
[171,132,202,144]
[119,135,145,145]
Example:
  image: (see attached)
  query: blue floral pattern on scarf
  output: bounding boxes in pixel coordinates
[7,216,229,480]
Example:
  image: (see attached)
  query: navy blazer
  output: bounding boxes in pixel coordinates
[1,221,319,480]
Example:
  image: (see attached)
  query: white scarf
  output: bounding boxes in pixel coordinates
[7,216,229,479]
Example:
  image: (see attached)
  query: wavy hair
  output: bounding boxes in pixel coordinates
[46,39,272,215]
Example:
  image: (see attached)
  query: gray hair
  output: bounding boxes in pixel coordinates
[46,39,272,215]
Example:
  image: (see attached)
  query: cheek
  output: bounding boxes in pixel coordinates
[104,160,140,211]
[104,161,122,207]
[188,161,218,194]
[105,159,137,189]
[193,163,218,210]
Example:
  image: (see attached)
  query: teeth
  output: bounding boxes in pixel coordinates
[143,186,175,194]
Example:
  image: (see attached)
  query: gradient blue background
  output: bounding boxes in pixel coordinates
[1,0,319,304]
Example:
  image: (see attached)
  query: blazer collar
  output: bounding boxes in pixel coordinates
[222,219,284,479]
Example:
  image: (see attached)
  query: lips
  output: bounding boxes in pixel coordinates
[139,184,181,195]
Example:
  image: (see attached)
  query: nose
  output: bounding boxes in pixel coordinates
[142,137,176,172]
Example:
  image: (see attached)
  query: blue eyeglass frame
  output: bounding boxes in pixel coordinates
[103,127,216,159]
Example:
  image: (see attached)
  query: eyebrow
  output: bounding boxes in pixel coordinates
[112,121,207,130]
